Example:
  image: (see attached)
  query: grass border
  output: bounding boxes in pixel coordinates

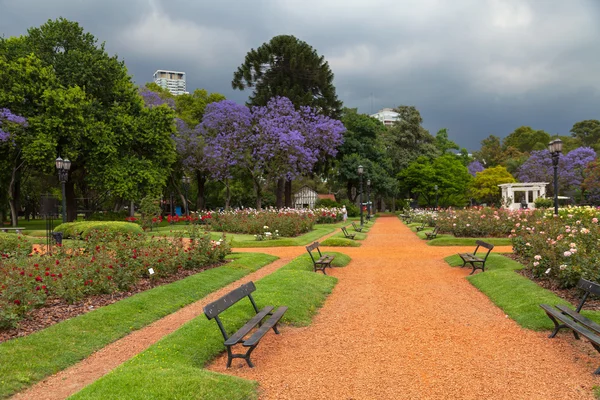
[70,252,352,399]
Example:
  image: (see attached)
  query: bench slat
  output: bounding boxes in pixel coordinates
[555,305,600,335]
[224,306,275,346]
[243,306,288,347]
[541,304,600,345]
[204,282,256,319]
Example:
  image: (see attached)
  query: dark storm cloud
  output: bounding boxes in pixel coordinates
[1,0,600,150]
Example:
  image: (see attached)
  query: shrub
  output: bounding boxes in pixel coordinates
[315,198,340,208]
[0,233,33,258]
[205,208,317,236]
[0,227,231,328]
[139,196,162,231]
[534,197,553,209]
[54,221,144,239]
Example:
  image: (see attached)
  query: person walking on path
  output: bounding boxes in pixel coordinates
[342,206,348,222]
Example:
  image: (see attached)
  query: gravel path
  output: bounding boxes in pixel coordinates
[208,216,599,399]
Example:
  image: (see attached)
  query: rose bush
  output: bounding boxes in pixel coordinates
[0,227,230,329]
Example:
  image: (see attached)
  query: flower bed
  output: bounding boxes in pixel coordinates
[203,207,342,237]
[511,206,600,288]
[435,207,527,237]
[0,228,230,329]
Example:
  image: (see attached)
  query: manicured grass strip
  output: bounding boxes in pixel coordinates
[424,234,512,246]
[0,252,277,399]
[71,252,351,400]
[320,237,360,247]
[445,253,600,330]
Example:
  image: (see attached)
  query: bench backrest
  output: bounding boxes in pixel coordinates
[306,241,322,263]
[473,240,494,260]
[431,226,439,234]
[575,278,600,312]
[352,221,358,228]
[204,281,258,319]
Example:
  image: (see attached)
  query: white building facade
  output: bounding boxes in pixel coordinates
[370,108,400,126]
[498,182,548,210]
[153,70,188,96]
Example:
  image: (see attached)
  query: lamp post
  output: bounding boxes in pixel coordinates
[358,165,364,226]
[55,157,71,223]
[182,176,191,217]
[434,184,438,209]
[366,179,371,221]
[548,139,563,215]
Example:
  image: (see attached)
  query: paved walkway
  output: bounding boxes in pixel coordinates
[209,216,599,399]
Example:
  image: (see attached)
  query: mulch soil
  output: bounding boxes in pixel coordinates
[0,262,224,343]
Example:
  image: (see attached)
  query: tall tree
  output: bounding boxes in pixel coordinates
[571,120,600,149]
[470,165,515,206]
[503,126,550,153]
[473,135,503,167]
[232,35,343,206]
[434,128,460,154]
[232,35,342,118]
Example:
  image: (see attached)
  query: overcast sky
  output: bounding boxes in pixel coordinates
[1,0,599,150]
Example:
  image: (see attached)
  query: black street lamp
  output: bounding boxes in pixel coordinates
[366,179,371,221]
[182,176,191,216]
[170,192,175,222]
[548,139,563,215]
[55,157,71,223]
[434,184,439,209]
[358,165,364,226]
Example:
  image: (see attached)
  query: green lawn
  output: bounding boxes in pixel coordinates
[445,253,600,330]
[0,252,277,399]
[70,252,351,399]
[423,233,512,246]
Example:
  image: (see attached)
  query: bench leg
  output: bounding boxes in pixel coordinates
[226,345,257,368]
[543,312,571,339]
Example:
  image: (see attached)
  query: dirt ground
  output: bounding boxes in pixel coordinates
[208,216,599,400]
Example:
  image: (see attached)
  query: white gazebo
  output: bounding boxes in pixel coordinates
[498,182,548,210]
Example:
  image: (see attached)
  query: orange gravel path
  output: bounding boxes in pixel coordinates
[209,216,599,400]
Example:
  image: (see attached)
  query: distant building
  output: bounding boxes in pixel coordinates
[370,108,400,126]
[153,70,188,96]
[293,186,336,209]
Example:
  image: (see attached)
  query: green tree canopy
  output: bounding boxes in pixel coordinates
[470,165,516,205]
[571,119,600,149]
[232,34,342,118]
[503,126,550,153]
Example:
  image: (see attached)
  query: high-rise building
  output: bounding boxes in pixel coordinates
[370,108,400,126]
[153,70,188,96]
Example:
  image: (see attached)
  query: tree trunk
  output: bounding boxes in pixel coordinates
[276,178,284,208]
[65,180,77,222]
[391,196,396,212]
[253,176,262,210]
[130,200,135,217]
[196,170,206,211]
[224,179,231,210]
[284,180,292,208]
[347,180,355,203]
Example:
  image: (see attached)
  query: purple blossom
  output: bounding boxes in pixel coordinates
[139,88,175,109]
[0,108,28,142]
[517,147,596,194]
[468,160,485,176]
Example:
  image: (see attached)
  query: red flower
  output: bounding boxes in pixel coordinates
[55,260,60,265]
[19,270,24,276]
[45,271,50,276]
[34,263,39,267]
[35,276,43,282]
[14,299,21,305]
[36,286,41,291]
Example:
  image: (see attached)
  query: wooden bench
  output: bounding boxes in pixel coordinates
[415,221,427,232]
[425,226,439,240]
[351,221,362,232]
[399,214,412,224]
[458,240,494,275]
[306,241,335,274]
[540,278,600,374]
[204,281,288,368]
[0,227,26,234]
[341,226,355,240]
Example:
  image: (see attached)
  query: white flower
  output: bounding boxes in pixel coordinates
[559,264,567,270]
[533,261,539,267]
[263,226,269,229]
[564,251,572,257]
[570,248,577,253]
[569,243,577,248]
[525,243,531,246]
[545,268,551,274]
[534,255,542,260]
[466,224,470,227]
